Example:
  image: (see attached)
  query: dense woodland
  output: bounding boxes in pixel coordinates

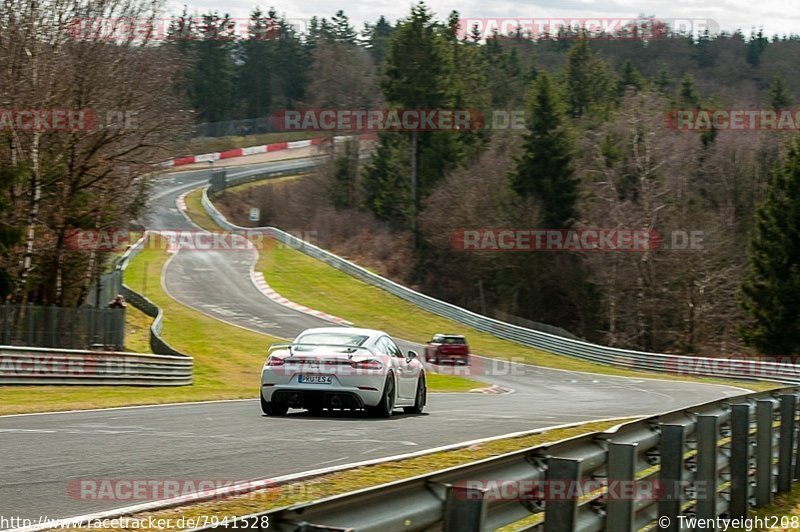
[2,1,799,356]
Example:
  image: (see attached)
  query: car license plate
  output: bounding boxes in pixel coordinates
[299,375,332,384]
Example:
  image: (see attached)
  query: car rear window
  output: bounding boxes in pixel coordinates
[295,333,369,347]
[442,336,466,344]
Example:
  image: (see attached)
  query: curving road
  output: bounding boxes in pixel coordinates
[0,156,751,524]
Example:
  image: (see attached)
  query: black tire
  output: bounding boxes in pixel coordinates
[261,393,288,416]
[404,374,426,414]
[367,373,395,418]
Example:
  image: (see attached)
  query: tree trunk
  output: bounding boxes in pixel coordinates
[14,133,41,304]
[409,130,418,242]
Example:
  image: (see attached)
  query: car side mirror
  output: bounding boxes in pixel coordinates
[406,350,418,360]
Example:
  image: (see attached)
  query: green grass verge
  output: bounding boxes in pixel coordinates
[183,188,218,232]
[0,236,287,415]
[75,418,626,531]
[124,304,153,353]
[182,185,778,393]
[740,485,800,530]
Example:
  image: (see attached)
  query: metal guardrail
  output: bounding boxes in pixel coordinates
[0,344,192,385]
[194,386,800,531]
[207,162,319,194]
[201,178,800,386]
[0,235,194,386]
[116,232,193,361]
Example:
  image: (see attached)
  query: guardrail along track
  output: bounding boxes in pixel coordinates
[0,344,192,386]
[0,233,194,386]
[194,386,800,531]
[115,231,192,361]
[200,168,800,386]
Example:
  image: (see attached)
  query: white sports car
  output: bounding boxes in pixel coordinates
[260,327,427,417]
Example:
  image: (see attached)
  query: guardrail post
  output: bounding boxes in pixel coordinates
[606,442,637,532]
[779,394,797,493]
[756,399,775,506]
[543,457,581,532]
[658,424,685,531]
[696,414,720,520]
[210,169,227,193]
[730,403,751,520]
[444,484,486,531]
[795,399,800,481]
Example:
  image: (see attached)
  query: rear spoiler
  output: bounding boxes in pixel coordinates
[268,343,376,357]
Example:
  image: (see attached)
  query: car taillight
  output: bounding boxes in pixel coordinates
[350,359,383,369]
[266,356,285,366]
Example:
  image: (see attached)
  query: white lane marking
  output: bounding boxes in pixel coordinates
[0,399,259,419]
[470,354,755,394]
[327,439,417,446]
[312,456,352,466]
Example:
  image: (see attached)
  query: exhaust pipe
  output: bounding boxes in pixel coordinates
[288,393,303,407]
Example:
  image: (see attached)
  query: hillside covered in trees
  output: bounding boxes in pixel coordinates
[2,0,799,357]
[190,3,799,357]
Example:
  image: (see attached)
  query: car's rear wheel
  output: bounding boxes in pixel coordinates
[404,374,426,414]
[261,393,288,416]
[367,373,395,418]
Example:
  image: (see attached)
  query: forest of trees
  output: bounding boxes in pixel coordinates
[204,4,799,357]
[1,0,799,357]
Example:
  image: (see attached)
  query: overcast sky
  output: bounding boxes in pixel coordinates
[166,0,799,38]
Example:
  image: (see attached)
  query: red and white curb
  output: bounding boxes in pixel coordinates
[161,133,377,168]
[469,385,513,394]
[176,191,188,212]
[250,270,353,326]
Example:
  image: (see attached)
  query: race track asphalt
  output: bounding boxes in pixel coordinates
[0,158,751,524]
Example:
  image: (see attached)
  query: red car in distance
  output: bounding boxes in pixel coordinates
[425,333,470,365]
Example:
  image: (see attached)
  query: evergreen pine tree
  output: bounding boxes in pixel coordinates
[510,73,577,227]
[769,73,792,109]
[331,10,357,44]
[739,136,800,355]
[237,8,273,119]
[361,16,394,67]
[678,74,700,107]
[746,29,768,67]
[618,59,645,95]
[654,64,672,93]
[362,2,456,230]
